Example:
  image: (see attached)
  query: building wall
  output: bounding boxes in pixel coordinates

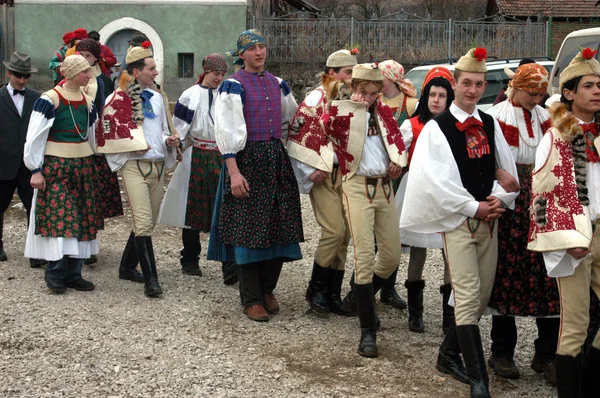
[551,20,598,58]
[13,1,246,99]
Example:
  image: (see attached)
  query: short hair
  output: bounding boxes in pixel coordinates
[324,65,342,75]
[519,58,536,66]
[351,78,384,91]
[560,75,584,110]
[88,31,100,41]
[413,77,455,124]
[127,58,148,75]
[454,69,486,82]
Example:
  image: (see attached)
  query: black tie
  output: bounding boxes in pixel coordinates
[13,89,25,96]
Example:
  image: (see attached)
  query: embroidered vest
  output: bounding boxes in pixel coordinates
[232,69,282,141]
[48,89,88,144]
[287,86,336,172]
[528,129,593,252]
[435,110,496,202]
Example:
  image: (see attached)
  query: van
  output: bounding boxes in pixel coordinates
[548,27,600,95]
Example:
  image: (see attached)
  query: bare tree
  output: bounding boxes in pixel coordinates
[350,0,391,19]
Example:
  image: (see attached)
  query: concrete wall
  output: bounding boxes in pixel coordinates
[13,3,246,99]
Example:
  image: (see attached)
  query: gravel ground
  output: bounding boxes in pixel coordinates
[0,189,557,397]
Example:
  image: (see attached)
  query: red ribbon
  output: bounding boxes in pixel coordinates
[455,117,490,159]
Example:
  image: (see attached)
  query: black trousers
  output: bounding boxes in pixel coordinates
[491,315,560,362]
[238,259,283,306]
[181,228,201,264]
[0,163,34,247]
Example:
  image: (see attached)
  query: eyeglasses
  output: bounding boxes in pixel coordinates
[10,71,32,79]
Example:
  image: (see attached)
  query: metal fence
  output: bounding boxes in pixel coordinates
[254,13,548,66]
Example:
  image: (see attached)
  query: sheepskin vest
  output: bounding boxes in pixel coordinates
[527,103,594,252]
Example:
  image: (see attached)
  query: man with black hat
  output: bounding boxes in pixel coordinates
[0,52,43,267]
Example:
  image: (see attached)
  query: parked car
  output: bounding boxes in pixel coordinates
[548,27,600,95]
[404,58,554,112]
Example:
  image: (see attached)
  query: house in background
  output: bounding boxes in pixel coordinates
[487,0,600,57]
[1,0,246,98]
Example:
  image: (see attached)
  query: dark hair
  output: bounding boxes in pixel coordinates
[560,76,584,109]
[324,65,342,75]
[412,77,454,124]
[88,30,100,41]
[127,58,147,75]
[519,58,535,66]
[128,32,149,46]
[68,38,78,48]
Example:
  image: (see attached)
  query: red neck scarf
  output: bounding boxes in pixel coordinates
[582,122,600,163]
[456,116,490,159]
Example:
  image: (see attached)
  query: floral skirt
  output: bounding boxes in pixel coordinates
[184,148,221,232]
[35,156,104,241]
[218,139,304,248]
[488,167,560,316]
[94,155,123,219]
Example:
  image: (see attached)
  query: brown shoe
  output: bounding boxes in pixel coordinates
[263,293,280,314]
[488,354,520,379]
[244,304,269,322]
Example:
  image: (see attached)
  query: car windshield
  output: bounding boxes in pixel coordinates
[404,69,431,99]
[551,36,600,90]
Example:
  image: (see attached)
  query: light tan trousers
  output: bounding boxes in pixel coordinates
[557,227,600,356]
[443,219,498,326]
[309,167,350,271]
[121,160,165,236]
[342,175,400,285]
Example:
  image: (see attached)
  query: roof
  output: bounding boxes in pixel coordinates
[284,0,320,14]
[494,0,600,18]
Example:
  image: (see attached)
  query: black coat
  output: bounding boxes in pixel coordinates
[0,85,41,180]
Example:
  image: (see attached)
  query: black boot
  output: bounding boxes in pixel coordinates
[0,214,6,261]
[405,279,425,333]
[119,231,144,283]
[135,236,162,297]
[582,346,600,398]
[436,321,469,384]
[379,267,407,309]
[354,282,378,358]
[555,353,582,398]
[440,283,454,334]
[328,269,352,315]
[181,229,202,276]
[340,272,358,317]
[457,325,491,398]
[305,261,331,313]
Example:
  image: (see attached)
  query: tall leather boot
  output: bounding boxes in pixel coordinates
[181,228,202,276]
[135,236,162,297]
[340,272,358,317]
[582,346,600,398]
[457,325,491,398]
[436,321,469,384]
[119,231,144,283]
[354,282,378,358]
[405,279,425,333]
[0,213,6,261]
[328,269,352,315]
[305,261,330,313]
[379,267,407,309]
[555,353,582,398]
[440,283,454,334]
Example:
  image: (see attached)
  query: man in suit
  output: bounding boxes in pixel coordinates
[0,52,44,267]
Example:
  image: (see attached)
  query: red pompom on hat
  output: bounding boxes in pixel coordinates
[62,32,75,44]
[73,28,88,40]
[582,47,598,60]
[455,47,488,73]
[141,41,152,49]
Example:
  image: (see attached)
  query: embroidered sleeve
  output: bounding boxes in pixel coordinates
[172,86,198,140]
[24,95,56,171]
[215,79,247,158]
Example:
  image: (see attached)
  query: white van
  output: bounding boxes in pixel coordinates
[548,27,600,95]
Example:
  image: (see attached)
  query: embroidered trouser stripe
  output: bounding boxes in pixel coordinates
[443,219,498,326]
[556,227,600,357]
[309,167,350,271]
[342,175,400,285]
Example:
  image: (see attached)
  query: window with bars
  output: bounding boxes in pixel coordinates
[178,53,194,78]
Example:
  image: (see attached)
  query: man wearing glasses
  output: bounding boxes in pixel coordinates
[0,52,44,267]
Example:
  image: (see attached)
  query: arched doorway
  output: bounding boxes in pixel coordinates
[98,18,164,87]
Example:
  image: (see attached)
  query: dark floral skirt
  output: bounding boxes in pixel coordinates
[218,139,304,248]
[35,156,104,241]
[184,148,221,232]
[488,167,560,316]
[94,155,123,219]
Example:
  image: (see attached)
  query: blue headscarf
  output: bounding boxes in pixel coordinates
[227,29,266,67]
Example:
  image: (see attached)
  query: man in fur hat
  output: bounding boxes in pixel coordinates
[158,53,238,284]
[528,47,600,397]
[103,42,179,298]
[401,48,519,397]
[287,49,357,315]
